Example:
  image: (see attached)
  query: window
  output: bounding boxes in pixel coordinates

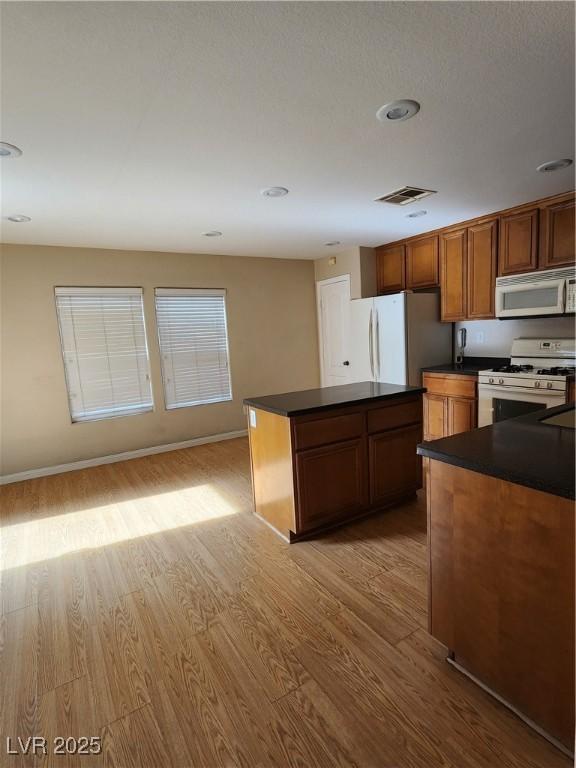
[55,287,153,422]
[155,288,232,409]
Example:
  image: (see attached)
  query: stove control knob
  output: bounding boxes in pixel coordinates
[489,377,494,384]
[547,382,553,389]
[498,378,504,384]
[534,381,541,388]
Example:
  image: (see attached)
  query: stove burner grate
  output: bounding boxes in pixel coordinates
[536,366,576,376]
[492,364,534,374]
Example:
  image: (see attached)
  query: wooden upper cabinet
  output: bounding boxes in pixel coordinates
[376,244,405,294]
[467,219,497,319]
[498,207,539,275]
[406,235,439,289]
[440,228,467,322]
[539,193,576,270]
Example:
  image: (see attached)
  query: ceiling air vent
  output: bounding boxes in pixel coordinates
[375,186,437,205]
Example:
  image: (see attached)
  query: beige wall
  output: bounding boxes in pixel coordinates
[314,246,376,299]
[0,244,319,475]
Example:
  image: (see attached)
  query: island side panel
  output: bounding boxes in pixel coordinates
[428,459,575,749]
[247,406,296,539]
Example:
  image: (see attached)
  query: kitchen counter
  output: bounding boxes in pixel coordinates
[245,382,424,540]
[421,357,509,376]
[418,403,575,499]
[424,403,575,749]
[244,381,425,417]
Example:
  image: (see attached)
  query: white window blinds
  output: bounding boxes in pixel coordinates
[155,288,232,409]
[55,287,153,422]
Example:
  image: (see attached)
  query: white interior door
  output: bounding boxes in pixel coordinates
[316,275,351,387]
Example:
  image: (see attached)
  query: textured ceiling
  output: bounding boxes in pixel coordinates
[1,1,574,258]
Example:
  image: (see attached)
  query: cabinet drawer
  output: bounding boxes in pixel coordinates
[293,412,364,451]
[423,374,476,399]
[367,397,421,434]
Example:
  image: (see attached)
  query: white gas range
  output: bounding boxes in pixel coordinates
[478,338,575,427]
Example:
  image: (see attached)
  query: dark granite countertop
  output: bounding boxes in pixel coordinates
[244,381,425,417]
[421,357,509,376]
[418,403,575,499]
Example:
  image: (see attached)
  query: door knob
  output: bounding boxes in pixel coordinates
[343,360,350,366]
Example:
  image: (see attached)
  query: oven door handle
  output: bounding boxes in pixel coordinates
[479,384,565,396]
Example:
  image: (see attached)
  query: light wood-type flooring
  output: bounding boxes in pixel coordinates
[0,438,570,767]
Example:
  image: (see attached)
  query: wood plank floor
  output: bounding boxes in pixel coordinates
[0,438,570,767]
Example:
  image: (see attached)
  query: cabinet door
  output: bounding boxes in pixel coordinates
[295,438,368,532]
[498,208,539,275]
[539,194,576,269]
[440,229,467,321]
[467,219,497,319]
[423,393,447,440]
[369,423,422,505]
[376,244,405,294]
[406,235,439,289]
[447,397,476,436]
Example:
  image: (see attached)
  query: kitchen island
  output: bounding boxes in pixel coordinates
[418,404,575,753]
[244,381,424,541]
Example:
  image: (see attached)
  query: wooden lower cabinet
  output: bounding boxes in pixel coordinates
[423,373,477,440]
[423,393,447,440]
[369,423,422,505]
[295,438,367,532]
[247,394,423,540]
[447,396,476,435]
[427,460,575,748]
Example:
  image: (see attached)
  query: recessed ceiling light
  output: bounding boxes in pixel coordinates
[7,214,31,222]
[406,210,427,219]
[261,187,289,198]
[201,230,222,237]
[536,158,573,173]
[324,241,341,247]
[0,142,23,158]
[376,100,420,123]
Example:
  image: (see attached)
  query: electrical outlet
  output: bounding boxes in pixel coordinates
[475,332,485,344]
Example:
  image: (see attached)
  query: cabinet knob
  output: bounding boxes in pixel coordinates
[343,360,350,366]
[498,378,504,385]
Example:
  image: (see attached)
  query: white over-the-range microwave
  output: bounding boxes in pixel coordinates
[495,266,576,318]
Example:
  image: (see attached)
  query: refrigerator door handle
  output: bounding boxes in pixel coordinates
[374,311,381,381]
[368,309,375,379]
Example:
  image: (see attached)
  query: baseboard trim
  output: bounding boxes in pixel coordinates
[446,656,573,759]
[0,429,248,486]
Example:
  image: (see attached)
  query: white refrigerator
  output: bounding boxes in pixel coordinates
[349,292,452,386]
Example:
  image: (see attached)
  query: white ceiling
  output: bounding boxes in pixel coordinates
[1,1,574,259]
